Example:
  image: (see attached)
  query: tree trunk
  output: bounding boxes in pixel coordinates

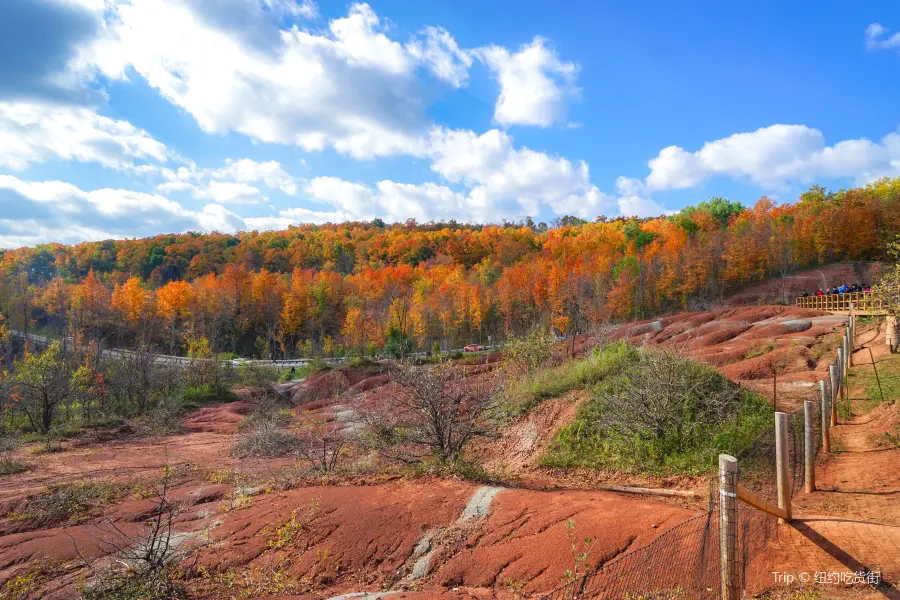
[42,391,53,432]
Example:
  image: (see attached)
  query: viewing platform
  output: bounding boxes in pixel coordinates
[795,290,888,315]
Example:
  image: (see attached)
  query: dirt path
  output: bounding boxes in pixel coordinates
[754,325,900,599]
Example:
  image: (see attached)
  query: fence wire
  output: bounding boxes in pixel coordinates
[540,321,849,600]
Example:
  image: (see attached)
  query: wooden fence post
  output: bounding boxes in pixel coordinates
[804,401,815,493]
[843,334,850,415]
[719,454,739,600]
[829,364,838,426]
[775,412,792,524]
[820,380,830,452]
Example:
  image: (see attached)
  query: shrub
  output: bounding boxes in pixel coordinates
[0,458,29,475]
[542,347,772,475]
[10,480,128,526]
[503,328,557,374]
[181,384,236,405]
[230,421,298,458]
[134,397,186,436]
[239,405,293,432]
[235,363,285,387]
[360,360,504,464]
[744,341,776,359]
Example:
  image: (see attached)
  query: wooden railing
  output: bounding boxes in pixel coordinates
[795,290,886,313]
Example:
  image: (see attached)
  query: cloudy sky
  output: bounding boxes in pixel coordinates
[1,0,899,248]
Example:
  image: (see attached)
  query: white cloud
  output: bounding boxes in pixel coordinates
[0,101,169,171]
[211,158,298,194]
[613,177,672,218]
[645,124,900,191]
[865,22,900,51]
[476,37,578,128]
[406,26,473,88]
[294,127,614,223]
[265,0,317,19]
[195,181,266,204]
[79,1,478,160]
[427,127,610,220]
[155,157,299,205]
[0,174,244,247]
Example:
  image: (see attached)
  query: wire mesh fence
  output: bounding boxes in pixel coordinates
[540,505,722,600]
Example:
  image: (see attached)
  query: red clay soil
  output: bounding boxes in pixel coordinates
[746,325,900,599]
[284,365,389,406]
[475,391,583,476]
[608,305,848,411]
[431,488,695,595]
[184,400,256,434]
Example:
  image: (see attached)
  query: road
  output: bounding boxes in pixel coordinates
[9,330,503,368]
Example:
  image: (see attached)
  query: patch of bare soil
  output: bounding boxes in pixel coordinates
[184,400,255,434]
[283,364,389,406]
[475,391,583,477]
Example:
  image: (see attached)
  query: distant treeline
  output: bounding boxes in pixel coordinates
[1,178,899,359]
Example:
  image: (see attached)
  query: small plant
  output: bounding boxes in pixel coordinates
[0,432,28,475]
[296,414,348,473]
[76,465,191,600]
[507,577,529,599]
[562,519,594,585]
[745,341,776,359]
[1,571,40,600]
[885,424,900,449]
[266,498,320,549]
[0,457,29,475]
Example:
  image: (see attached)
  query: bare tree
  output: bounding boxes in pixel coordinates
[362,360,504,464]
[296,413,349,473]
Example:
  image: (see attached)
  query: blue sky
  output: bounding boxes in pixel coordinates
[1,0,900,248]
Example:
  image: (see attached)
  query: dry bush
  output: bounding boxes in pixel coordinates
[9,480,127,527]
[230,419,298,458]
[361,359,504,464]
[600,348,743,444]
[74,466,192,600]
[296,415,348,473]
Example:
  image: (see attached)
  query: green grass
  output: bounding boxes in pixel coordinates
[744,341,776,360]
[846,350,900,416]
[506,342,639,414]
[0,458,29,475]
[540,350,773,476]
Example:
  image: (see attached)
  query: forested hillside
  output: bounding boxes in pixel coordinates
[2,179,899,358]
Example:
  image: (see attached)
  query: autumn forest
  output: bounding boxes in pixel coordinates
[2,179,900,360]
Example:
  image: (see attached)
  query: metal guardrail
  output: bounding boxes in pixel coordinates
[8,331,504,369]
[795,290,886,314]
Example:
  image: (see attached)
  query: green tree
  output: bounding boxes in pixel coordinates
[384,326,412,358]
[7,342,71,432]
[0,310,9,369]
